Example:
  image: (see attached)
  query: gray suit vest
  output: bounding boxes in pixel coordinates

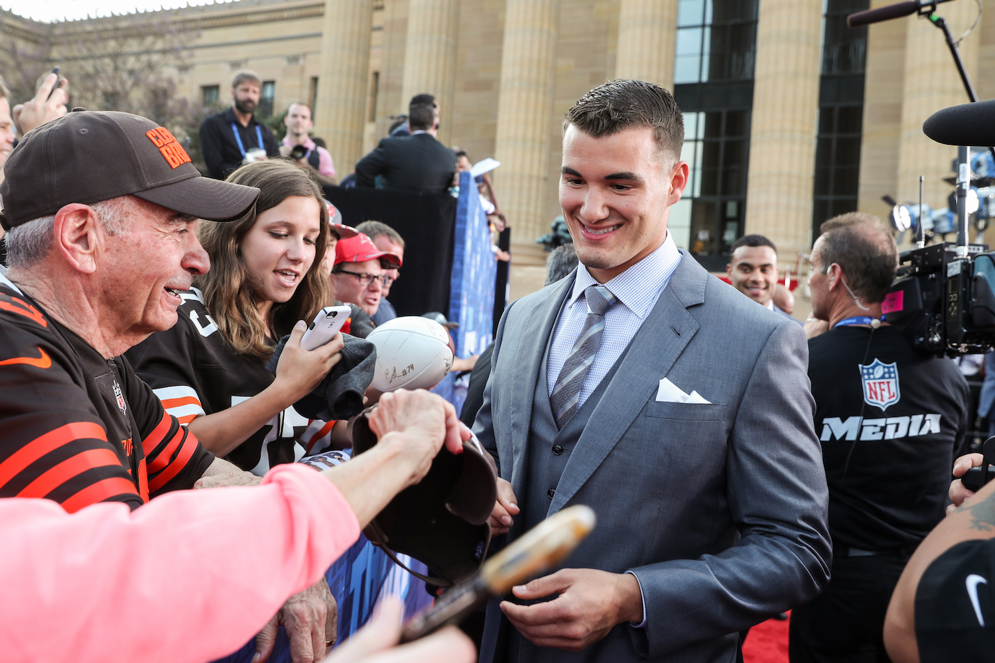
[523,333,628,532]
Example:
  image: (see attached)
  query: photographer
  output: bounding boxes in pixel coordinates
[789,213,970,663]
[280,102,337,186]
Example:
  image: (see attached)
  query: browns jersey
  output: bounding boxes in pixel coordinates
[126,288,337,474]
[0,276,214,512]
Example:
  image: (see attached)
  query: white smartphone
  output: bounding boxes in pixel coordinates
[301,305,351,351]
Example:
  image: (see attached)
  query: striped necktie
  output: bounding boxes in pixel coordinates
[549,284,616,428]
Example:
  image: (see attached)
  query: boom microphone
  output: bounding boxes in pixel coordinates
[923,99,995,147]
[847,0,956,28]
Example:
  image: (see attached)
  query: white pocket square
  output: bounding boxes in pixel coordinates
[656,378,712,404]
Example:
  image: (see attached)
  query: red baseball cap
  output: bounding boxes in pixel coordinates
[334,232,402,268]
[330,223,359,240]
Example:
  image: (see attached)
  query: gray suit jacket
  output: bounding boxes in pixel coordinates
[473,251,831,662]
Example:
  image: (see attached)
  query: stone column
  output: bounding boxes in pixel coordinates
[493,0,560,258]
[400,0,460,145]
[743,0,823,259]
[615,0,678,88]
[314,0,373,173]
[857,3,907,218]
[896,2,980,210]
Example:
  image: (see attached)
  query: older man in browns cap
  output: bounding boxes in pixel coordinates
[0,109,335,662]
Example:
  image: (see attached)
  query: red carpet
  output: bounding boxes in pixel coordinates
[742,612,790,663]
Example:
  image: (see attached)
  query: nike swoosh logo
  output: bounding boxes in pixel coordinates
[0,347,52,370]
[967,574,988,626]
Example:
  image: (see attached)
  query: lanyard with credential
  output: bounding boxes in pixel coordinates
[832,316,882,328]
[230,122,264,157]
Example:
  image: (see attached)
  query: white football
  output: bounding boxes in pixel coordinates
[367,316,454,392]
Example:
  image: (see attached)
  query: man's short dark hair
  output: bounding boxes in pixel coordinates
[564,79,684,161]
[409,93,436,110]
[731,234,777,255]
[231,70,261,89]
[408,105,435,131]
[387,115,408,135]
[356,220,405,248]
[817,212,897,305]
[545,243,578,285]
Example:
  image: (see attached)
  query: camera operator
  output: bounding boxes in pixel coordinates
[279,102,337,186]
[789,213,970,663]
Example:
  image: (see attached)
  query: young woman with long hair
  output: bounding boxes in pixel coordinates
[127,160,345,473]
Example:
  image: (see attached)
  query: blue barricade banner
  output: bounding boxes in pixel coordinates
[214,535,433,662]
[436,172,496,413]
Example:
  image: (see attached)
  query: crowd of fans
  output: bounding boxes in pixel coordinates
[0,66,992,663]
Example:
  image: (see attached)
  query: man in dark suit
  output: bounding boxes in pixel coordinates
[354,105,455,193]
[473,79,831,663]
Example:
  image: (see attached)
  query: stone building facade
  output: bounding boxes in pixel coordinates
[1,0,992,298]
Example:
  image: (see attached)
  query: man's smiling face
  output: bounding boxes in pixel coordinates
[558,124,688,283]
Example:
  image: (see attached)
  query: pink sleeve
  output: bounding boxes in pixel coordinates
[318,146,336,179]
[0,464,360,663]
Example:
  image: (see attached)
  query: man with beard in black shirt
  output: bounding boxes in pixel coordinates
[789,212,970,663]
[199,70,280,180]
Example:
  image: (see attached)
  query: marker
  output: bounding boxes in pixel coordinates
[400,504,597,642]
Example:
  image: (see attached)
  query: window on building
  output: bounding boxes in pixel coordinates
[369,71,380,122]
[673,0,758,269]
[259,80,276,118]
[310,77,319,114]
[201,85,220,107]
[812,0,869,238]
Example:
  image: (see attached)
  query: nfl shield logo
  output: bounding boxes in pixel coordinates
[113,380,127,416]
[860,359,900,411]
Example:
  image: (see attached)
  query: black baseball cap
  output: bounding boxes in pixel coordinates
[352,409,495,585]
[0,109,259,230]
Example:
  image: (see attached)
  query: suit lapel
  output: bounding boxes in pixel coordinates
[508,274,575,499]
[549,252,709,513]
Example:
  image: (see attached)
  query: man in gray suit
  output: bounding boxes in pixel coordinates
[473,80,831,662]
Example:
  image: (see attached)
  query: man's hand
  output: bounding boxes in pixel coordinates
[489,478,519,536]
[13,73,68,135]
[255,578,337,663]
[323,596,474,663]
[368,390,469,486]
[500,569,642,652]
[948,452,985,514]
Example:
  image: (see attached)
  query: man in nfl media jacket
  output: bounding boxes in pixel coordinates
[790,212,969,663]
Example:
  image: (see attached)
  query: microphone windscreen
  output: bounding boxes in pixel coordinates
[846,1,918,28]
[923,100,995,147]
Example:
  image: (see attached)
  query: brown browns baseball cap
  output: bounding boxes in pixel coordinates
[0,109,259,231]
